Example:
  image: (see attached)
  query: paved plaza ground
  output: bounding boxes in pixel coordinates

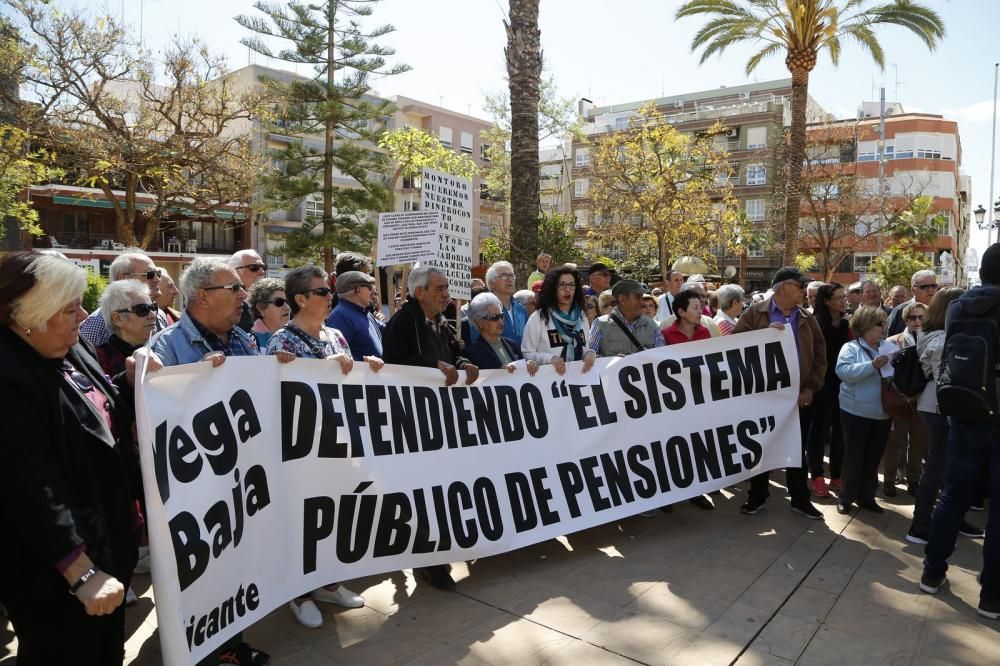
[3,481,996,665]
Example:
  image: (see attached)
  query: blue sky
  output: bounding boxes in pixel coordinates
[96,1,1000,257]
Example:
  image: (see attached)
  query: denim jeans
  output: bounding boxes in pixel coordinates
[912,411,950,533]
[839,410,892,507]
[807,383,844,479]
[924,419,1000,605]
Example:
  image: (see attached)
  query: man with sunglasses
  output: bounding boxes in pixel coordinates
[885,270,938,337]
[229,250,268,333]
[80,251,167,347]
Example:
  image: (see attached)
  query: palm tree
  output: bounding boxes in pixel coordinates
[676,0,945,265]
[505,0,542,288]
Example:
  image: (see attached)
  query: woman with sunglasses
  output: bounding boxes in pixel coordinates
[247,278,290,348]
[521,266,596,375]
[0,251,145,664]
[463,292,539,374]
[263,266,382,630]
[95,280,159,378]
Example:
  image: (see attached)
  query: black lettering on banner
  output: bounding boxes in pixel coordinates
[496,386,525,441]
[727,346,764,396]
[520,384,549,437]
[366,385,391,455]
[185,582,260,651]
[716,424,741,476]
[336,483,377,563]
[529,467,560,526]
[414,387,443,451]
[317,383,349,458]
[665,436,695,488]
[388,386,420,453]
[302,496,335,574]
[705,352,730,401]
[473,478,503,541]
[737,419,764,469]
[656,359,686,410]
[411,488,438,553]
[437,387,458,449]
[599,450,635,506]
[681,356,706,404]
[579,456,611,511]
[469,387,502,444]
[373,492,413,557]
[626,444,657,498]
[505,472,538,532]
[281,381,317,462]
[690,429,722,483]
[447,481,477,548]
[452,387,478,447]
[342,384,367,456]
[764,341,792,391]
[619,366,647,418]
[556,462,584,518]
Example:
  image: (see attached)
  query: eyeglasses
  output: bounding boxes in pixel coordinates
[480,313,504,321]
[115,303,159,317]
[263,297,288,307]
[915,283,939,290]
[238,263,266,273]
[906,314,924,321]
[557,282,577,290]
[126,269,162,281]
[61,361,94,392]
[497,273,515,281]
[203,283,246,293]
[299,287,332,297]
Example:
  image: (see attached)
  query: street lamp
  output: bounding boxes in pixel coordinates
[973,199,1000,229]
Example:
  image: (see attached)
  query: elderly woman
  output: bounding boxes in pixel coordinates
[598,289,615,316]
[513,288,537,316]
[835,306,893,515]
[641,293,659,323]
[265,265,382,630]
[464,292,539,374]
[521,266,597,375]
[0,251,140,664]
[713,284,745,335]
[95,280,158,378]
[247,277,290,348]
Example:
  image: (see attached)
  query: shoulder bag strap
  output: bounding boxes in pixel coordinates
[609,313,646,353]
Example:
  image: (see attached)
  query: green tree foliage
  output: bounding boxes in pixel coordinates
[677,0,945,264]
[0,126,61,239]
[887,194,942,244]
[870,239,932,293]
[81,267,109,314]
[237,0,409,268]
[378,126,477,204]
[479,212,581,268]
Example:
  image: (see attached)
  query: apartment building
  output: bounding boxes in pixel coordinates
[571,79,829,290]
[802,103,971,287]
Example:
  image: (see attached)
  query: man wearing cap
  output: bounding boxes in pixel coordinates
[326,271,384,360]
[589,280,665,356]
[846,282,863,315]
[583,262,612,297]
[732,267,827,520]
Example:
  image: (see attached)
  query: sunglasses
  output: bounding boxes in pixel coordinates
[906,314,924,321]
[238,263,266,273]
[480,313,504,321]
[116,303,159,316]
[62,361,94,392]
[203,283,246,293]
[915,284,939,290]
[126,269,162,281]
[264,297,288,307]
[299,287,332,297]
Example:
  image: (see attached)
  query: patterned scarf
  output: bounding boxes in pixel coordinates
[548,304,586,361]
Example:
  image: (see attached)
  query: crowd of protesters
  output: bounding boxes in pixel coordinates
[2,242,998,664]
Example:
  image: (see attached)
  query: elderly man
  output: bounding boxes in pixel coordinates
[80,251,167,347]
[889,285,908,308]
[470,261,529,346]
[229,249,267,332]
[513,289,537,315]
[583,261,612,297]
[885,269,938,336]
[326,271,384,361]
[149,257,265,666]
[656,269,686,320]
[734,267,826,520]
[156,272,181,324]
[846,282,863,314]
[527,253,551,286]
[806,281,824,312]
[860,280,891,315]
[382,265,479,591]
[589,280,665,356]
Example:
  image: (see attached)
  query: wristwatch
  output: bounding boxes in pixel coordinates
[68,567,98,595]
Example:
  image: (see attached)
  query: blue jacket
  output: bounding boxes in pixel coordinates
[151,314,259,366]
[326,299,383,360]
[836,338,889,420]
[463,336,523,370]
[468,299,528,347]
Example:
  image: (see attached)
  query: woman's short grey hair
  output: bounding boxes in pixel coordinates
[717,284,745,311]
[902,301,927,320]
[285,265,328,316]
[108,250,149,281]
[10,253,87,331]
[179,257,233,306]
[513,289,535,307]
[99,280,151,332]
[408,264,444,294]
[485,261,514,287]
[468,292,503,324]
[910,269,936,287]
[247,277,285,319]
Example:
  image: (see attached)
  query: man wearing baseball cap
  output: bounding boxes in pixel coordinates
[326,270,384,360]
[588,280,665,356]
[732,267,827,520]
[583,262,612,297]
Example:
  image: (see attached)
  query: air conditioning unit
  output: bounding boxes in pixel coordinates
[738,92,751,101]
[725,127,740,139]
[673,100,684,109]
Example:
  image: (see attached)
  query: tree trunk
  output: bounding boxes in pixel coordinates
[322,4,336,273]
[782,65,812,266]
[657,230,668,284]
[505,0,542,289]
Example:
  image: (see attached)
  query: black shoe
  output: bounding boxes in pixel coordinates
[920,570,947,595]
[740,498,766,515]
[978,598,1000,620]
[418,565,456,591]
[858,501,885,514]
[790,501,823,520]
[883,482,897,498]
[689,495,715,511]
[837,503,852,515]
[219,643,271,666]
[905,526,929,545]
[959,520,985,538]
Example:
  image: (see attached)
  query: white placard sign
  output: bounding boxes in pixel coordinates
[136,328,801,664]
[376,210,442,266]
[421,167,473,299]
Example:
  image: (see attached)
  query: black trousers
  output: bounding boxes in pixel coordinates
[806,383,844,479]
[839,410,892,506]
[748,406,811,505]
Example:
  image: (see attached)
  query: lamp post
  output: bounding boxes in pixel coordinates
[973,199,1000,245]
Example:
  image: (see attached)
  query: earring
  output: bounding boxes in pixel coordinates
[24,328,31,336]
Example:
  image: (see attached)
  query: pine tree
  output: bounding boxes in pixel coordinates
[236,0,409,269]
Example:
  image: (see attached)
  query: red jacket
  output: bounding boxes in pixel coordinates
[662,321,711,345]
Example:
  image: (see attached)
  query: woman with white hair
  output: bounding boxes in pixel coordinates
[713,284,745,335]
[463,292,539,373]
[95,280,159,378]
[0,251,144,664]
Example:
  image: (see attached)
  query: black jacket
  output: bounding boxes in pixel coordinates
[463,336,523,370]
[0,327,138,603]
[382,298,470,368]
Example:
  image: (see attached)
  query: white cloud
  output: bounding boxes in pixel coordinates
[942,100,997,123]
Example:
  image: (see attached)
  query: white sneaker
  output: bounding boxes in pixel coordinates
[311,585,364,608]
[288,599,323,628]
[133,554,151,575]
[126,587,138,606]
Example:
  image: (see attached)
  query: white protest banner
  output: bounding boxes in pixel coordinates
[420,167,473,299]
[136,327,801,664]
[376,210,441,267]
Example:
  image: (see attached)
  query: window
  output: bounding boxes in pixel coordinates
[748,241,765,258]
[480,143,491,162]
[574,178,589,197]
[575,148,590,167]
[403,199,419,211]
[854,253,877,272]
[460,131,473,154]
[746,163,766,185]
[439,126,453,148]
[304,200,322,219]
[746,127,767,149]
[402,175,420,189]
[745,199,766,222]
[614,116,629,131]
[810,182,840,199]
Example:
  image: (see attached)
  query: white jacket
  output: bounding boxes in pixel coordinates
[916,329,945,414]
[521,309,592,364]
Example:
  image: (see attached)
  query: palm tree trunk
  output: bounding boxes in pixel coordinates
[505,0,542,289]
[783,68,810,266]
